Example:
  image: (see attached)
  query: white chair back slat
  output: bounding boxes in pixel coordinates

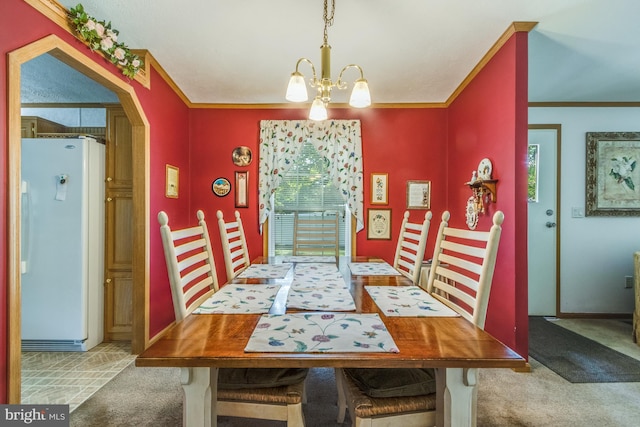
[158,210,219,322]
[426,210,504,329]
[392,211,432,285]
[217,210,251,281]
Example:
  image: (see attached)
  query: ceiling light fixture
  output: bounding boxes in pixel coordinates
[285,0,371,121]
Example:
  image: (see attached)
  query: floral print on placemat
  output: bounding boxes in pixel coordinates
[193,285,281,314]
[286,287,356,311]
[348,262,401,276]
[366,286,460,317]
[237,263,294,279]
[286,261,355,310]
[244,313,399,353]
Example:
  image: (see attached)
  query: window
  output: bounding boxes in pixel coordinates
[270,141,348,255]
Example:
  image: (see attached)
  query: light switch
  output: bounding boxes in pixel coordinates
[571,207,585,218]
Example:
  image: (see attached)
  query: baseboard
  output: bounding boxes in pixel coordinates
[556,312,632,319]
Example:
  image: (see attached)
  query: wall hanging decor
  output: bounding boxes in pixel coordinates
[235,171,249,208]
[367,208,392,240]
[371,173,388,205]
[586,132,640,216]
[464,158,499,228]
[232,146,253,167]
[165,164,179,198]
[212,177,231,197]
[406,180,431,209]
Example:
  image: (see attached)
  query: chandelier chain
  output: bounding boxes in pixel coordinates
[323,0,336,45]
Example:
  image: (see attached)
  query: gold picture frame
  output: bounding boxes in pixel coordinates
[586,132,640,216]
[371,173,388,205]
[367,208,392,240]
[165,164,179,198]
[406,180,431,209]
[235,171,249,208]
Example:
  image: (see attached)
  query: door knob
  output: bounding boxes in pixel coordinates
[545,222,556,228]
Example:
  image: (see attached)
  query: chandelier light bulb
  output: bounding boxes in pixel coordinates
[309,97,328,121]
[349,78,371,108]
[286,72,308,102]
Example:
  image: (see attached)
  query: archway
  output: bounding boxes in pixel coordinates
[7,34,149,403]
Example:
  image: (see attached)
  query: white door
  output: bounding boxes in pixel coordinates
[528,126,560,316]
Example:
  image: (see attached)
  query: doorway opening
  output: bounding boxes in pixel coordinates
[7,35,149,403]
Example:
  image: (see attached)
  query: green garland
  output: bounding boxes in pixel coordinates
[68,4,143,78]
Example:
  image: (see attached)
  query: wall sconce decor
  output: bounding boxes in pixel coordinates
[465,158,498,229]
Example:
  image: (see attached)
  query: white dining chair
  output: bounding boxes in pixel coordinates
[158,210,307,427]
[336,210,505,427]
[392,211,432,284]
[216,210,251,281]
[293,211,340,256]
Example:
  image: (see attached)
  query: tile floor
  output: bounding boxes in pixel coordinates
[21,341,136,412]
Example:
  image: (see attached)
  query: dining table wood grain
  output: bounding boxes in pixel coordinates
[136,256,525,427]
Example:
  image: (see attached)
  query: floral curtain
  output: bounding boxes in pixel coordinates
[258,120,364,232]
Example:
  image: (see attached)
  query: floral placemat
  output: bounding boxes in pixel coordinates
[244,313,399,353]
[348,262,401,276]
[192,285,281,314]
[365,286,460,317]
[287,262,356,310]
[286,287,356,311]
[237,263,293,279]
[280,255,337,263]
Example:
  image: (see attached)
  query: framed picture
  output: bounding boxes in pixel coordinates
[165,164,179,198]
[406,180,431,209]
[370,173,388,204]
[211,177,231,197]
[232,146,253,166]
[367,208,392,240]
[235,171,249,208]
[586,132,640,216]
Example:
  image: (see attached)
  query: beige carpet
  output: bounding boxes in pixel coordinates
[70,319,640,426]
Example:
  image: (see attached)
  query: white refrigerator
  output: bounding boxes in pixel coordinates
[21,136,105,351]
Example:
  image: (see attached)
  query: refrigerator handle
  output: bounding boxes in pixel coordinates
[21,180,31,274]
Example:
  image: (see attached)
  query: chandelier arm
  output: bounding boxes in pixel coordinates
[294,57,319,87]
[336,64,366,89]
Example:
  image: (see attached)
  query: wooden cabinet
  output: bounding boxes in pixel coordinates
[104,107,134,341]
[21,116,66,137]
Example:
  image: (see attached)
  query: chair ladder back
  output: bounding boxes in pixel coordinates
[426,210,504,329]
[158,210,219,321]
[217,210,251,281]
[393,211,432,284]
[293,211,340,256]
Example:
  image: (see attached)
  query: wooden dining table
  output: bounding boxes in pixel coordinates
[136,256,525,427]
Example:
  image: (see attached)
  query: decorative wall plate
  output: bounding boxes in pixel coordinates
[477,158,493,180]
[465,196,478,230]
[212,177,231,197]
[232,146,253,166]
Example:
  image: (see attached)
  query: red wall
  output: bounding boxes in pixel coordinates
[187,108,448,287]
[447,32,529,356]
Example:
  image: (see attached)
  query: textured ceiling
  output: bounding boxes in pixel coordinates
[21,0,640,105]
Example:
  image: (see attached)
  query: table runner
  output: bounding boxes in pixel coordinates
[237,263,293,279]
[244,313,399,353]
[348,262,401,276]
[192,285,281,314]
[366,286,460,317]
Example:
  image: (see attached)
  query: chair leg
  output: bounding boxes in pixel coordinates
[287,402,305,427]
[335,368,347,423]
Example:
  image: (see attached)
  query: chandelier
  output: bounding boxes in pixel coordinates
[285,0,371,121]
